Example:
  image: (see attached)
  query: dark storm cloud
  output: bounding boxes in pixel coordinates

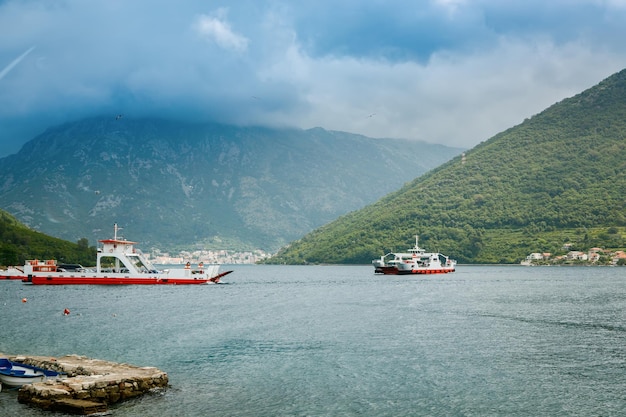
[1,0,626,157]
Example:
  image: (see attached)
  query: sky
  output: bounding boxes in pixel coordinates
[1,0,626,158]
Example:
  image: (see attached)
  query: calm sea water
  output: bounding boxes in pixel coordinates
[1,265,625,416]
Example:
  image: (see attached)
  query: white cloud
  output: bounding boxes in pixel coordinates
[193,9,249,52]
[1,0,626,157]
[265,34,626,148]
[432,0,468,15]
[603,0,626,8]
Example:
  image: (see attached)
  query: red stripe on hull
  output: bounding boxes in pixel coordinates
[376,268,455,275]
[397,269,455,275]
[375,267,400,275]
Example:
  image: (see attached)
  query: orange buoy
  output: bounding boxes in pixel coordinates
[63,308,70,316]
[21,298,27,303]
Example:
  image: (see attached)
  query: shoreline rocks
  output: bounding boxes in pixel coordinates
[1,353,168,415]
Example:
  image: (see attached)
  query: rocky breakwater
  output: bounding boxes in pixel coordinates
[8,354,168,414]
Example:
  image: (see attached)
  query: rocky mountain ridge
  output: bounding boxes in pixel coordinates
[0,117,462,251]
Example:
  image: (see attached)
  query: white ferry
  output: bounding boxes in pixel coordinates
[21,224,232,285]
[372,235,456,275]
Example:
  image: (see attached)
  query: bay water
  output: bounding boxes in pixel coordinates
[1,265,625,416]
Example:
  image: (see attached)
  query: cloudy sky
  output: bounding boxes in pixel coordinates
[1,0,626,158]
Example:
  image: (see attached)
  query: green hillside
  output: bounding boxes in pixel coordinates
[267,69,626,264]
[0,210,96,267]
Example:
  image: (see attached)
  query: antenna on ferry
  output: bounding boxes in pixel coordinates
[114,223,123,240]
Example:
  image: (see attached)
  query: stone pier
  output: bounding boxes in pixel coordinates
[1,353,168,415]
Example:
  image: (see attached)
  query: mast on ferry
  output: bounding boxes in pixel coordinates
[113,223,122,240]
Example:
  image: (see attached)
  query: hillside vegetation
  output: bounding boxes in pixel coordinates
[267,69,626,264]
[0,209,96,267]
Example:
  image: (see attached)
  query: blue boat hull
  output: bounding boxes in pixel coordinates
[0,358,61,387]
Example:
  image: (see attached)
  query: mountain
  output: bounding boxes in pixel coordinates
[267,69,626,264]
[0,209,96,266]
[0,118,462,252]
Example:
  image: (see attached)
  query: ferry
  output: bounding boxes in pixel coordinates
[20,224,232,285]
[0,266,25,280]
[372,235,456,275]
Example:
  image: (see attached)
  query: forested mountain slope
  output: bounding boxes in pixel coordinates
[268,69,626,264]
[0,119,461,251]
[0,209,95,266]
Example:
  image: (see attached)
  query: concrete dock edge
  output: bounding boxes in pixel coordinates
[0,353,168,415]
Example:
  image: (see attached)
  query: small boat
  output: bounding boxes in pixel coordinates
[372,235,456,275]
[21,224,233,285]
[0,358,63,387]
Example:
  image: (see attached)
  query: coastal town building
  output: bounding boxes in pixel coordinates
[148,249,271,265]
[522,248,626,265]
